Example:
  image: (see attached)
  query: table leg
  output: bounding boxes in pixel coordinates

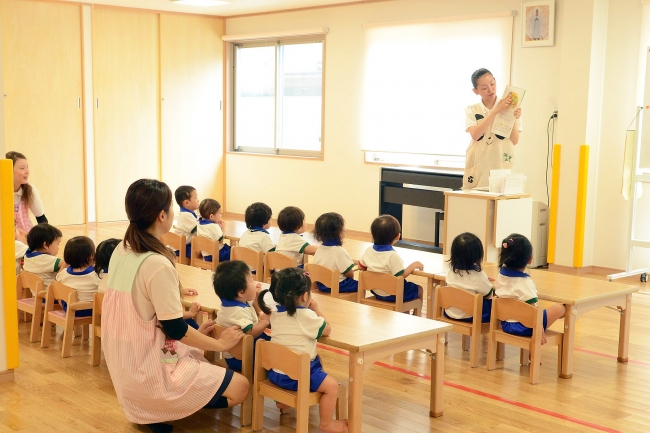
[617,294,632,363]
[426,278,434,319]
[560,304,575,379]
[348,352,364,433]
[430,335,444,417]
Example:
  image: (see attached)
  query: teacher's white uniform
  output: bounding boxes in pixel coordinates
[463,99,522,189]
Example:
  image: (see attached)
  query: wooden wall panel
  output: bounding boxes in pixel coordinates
[1,0,85,225]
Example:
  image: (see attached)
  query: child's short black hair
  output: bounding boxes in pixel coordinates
[244,202,272,229]
[214,260,251,300]
[64,236,96,269]
[175,185,196,207]
[278,206,305,232]
[370,215,401,245]
[257,267,311,317]
[26,223,62,251]
[313,212,345,244]
[499,233,533,270]
[95,238,120,276]
[448,232,484,275]
[199,198,222,220]
[471,68,493,89]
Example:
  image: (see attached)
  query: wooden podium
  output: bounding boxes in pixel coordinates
[443,191,532,263]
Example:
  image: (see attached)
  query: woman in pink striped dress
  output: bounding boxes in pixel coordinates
[101,179,249,433]
[6,151,48,232]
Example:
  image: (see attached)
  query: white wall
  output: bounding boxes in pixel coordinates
[225,0,643,269]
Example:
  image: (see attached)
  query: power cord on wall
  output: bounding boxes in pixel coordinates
[545,110,558,207]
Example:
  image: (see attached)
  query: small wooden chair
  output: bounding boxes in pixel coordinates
[190,236,220,271]
[16,271,48,342]
[305,263,357,302]
[357,271,422,316]
[91,292,104,366]
[433,285,500,368]
[251,340,347,432]
[231,246,264,282]
[212,325,254,425]
[41,282,93,358]
[486,297,563,384]
[263,252,297,283]
[161,231,189,265]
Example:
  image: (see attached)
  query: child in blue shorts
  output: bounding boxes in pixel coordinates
[258,268,348,433]
[495,233,565,344]
[312,212,358,293]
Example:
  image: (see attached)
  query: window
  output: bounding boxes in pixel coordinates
[232,39,324,157]
[361,15,513,166]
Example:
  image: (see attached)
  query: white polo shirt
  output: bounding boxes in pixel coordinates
[197,220,226,257]
[216,299,259,360]
[358,245,405,297]
[172,207,198,245]
[313,243,355,282]
[494,267,537,323]
[445,269,493,319]
[238,228,276,253]
[23,251,62,290]
[270,306,326,364]
[276,232,311,265]
[56,266,101,302]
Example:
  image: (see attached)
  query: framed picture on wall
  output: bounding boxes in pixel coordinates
[521,0,555,47]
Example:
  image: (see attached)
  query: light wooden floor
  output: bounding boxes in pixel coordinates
[3,221,650,432]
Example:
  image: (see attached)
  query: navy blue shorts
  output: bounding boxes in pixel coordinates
[316,278,358,293]
[443,298,492,323]
[501,309,548,336]
[225,333,271,371]
[268,356,327,393]
[174,244,192,259]
[185,318,199,330]
[204,244,231,263]
[372,280,419,302]
[61,300,92,317]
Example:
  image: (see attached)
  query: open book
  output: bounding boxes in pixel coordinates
[491,85,526,137]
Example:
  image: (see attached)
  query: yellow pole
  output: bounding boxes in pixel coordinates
[547,144,561,264]
[1,159,19,369]
[573,145,590,268]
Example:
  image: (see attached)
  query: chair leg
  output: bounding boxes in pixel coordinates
[40,314,51,348]
[82,325,89,341]
[240,381,253,426]
[486,335,497,371]
[461,335,471,351]
[92,333,101,366]
[335,383,348,420]
[62,318,75,358]
[296,398,309,433]
[30,302,44,343]
[444,332,449,346]
[529,347,541,384]
[74,325,82,337]
[520,349,530,366]
[469,334,481,368]
[496,342,505,361]
[557,342,563,377]
[251,391,265,431]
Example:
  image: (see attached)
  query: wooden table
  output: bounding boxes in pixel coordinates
[434,266,640,378]
[178,264,452,432]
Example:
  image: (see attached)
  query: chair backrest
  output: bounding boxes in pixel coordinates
[191,236,220,270]
[161,231,187,265]
[358,271,403,298]
[264,252,297,282]
[256,339,310,382]
[93,291,104,317]
[231,246,264,281]
[213,324,253,360]
[304,263,339,294]
[434,285,480,320]
[18,271,44,298]
[49,281,79,304]
[491,297,538,329]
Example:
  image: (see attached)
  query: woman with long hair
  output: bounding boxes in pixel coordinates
[6,151,47,232]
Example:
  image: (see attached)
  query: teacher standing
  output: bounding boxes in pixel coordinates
[7,151,48,231]
[463,69,522,189]
[102,179,249,433]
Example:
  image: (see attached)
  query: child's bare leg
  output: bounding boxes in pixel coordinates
[275,401,290,413]
[545,304,566,328]
[316,376,348,433]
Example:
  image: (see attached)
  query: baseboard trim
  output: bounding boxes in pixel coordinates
[0,370,15,383]
[548,264,624,276]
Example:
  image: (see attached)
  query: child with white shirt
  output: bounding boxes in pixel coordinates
[23,223,66,292]
[494,234,565,344]
[312,212,357,293]
[56,236,100,317]
[171,185,199,259]
[444,232,494,322]
[95,238,120,292]
[258,268,348,433]
[197,198,230,263]
[238,202,276,256]
[276,206,318,267]
[358,215,423,303]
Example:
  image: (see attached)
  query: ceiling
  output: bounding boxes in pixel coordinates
[62,0,367,17]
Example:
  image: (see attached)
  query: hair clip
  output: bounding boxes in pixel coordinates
[502,242,508,249]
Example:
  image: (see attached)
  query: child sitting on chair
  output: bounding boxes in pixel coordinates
[56,236,100,317]
[358,215,423,303]
[494,234,565,344]
[276,206,318,267]
[214,260,270,371]
[444,232,494,322]
[171,185,199,259]
[197,198,231,263]
[239,202,276,254]
[312,212,357,293]
[23,223,67,292]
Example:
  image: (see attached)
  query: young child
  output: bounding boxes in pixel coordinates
[214,260,270,371]
[197,198,231,263]
[276,206,318,267]
[56,236,100,317]
[358,215,423,303]
[171,185,199,259]
[444,232,493,322]
[312,212,357,293]
[95,238,120,292]
[463,68,522,189]
[238,202,276,259]
[494,234,565,344]
[258,268,348,433]
[15,221,28,275]
[23,223,66,292]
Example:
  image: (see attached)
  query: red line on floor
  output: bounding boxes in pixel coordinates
[317,344,622,433]
[573,347,650,367]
